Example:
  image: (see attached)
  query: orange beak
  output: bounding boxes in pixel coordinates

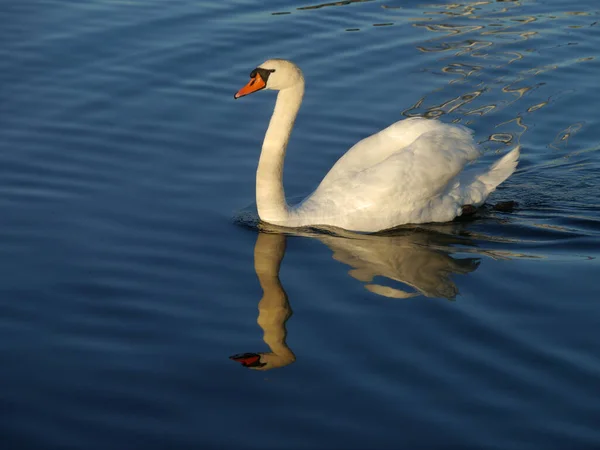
[234,74,266,99]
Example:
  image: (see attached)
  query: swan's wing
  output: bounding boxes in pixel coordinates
[318,117,475,186]
[310,120,480,209]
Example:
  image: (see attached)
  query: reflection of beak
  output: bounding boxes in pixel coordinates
[234,74,266,99]
[229,352,266,368]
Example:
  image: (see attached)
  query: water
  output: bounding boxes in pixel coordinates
[1,0,599,448]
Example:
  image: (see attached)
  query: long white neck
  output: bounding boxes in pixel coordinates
[256,82,304,224]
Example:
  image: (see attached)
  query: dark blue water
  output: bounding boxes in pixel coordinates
[1,0,599,448]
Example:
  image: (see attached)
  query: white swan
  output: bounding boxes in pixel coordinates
[235,59,520,233]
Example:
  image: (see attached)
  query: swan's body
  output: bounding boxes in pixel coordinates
[235,59,520,233]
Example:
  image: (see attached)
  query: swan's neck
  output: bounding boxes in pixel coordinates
[256,82,304,223]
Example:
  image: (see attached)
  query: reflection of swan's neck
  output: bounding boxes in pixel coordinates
[254,233,295,369]
[256,83,304,223]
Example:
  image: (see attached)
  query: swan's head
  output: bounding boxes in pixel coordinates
[234,59,304,99]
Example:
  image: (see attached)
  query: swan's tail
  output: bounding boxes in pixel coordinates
[477,145,520,193]
[457,145,520,207]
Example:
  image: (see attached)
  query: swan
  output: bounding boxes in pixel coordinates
[234,59,520,233]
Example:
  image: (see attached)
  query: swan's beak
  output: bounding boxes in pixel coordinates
[234,74,266,99]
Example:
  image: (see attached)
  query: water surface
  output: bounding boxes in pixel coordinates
[1,0,600,448]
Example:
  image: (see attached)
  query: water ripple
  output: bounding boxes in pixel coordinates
[1,0,600,448]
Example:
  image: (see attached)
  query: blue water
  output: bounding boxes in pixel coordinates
[1,0,600,448]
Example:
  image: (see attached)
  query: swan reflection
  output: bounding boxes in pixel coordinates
[230,232,294,371]
[230,226,481,370]
[318,226,480,299]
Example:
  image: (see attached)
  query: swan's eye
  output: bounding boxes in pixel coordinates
[249,67,274,85]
